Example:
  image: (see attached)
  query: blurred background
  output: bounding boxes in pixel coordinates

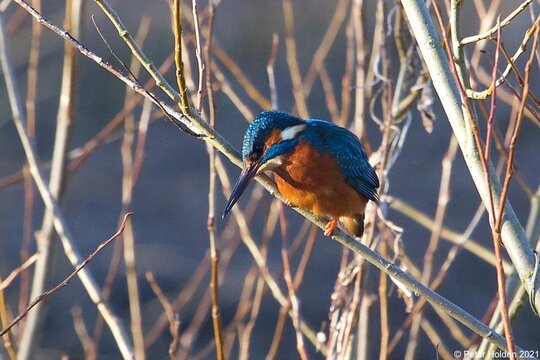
[0,0,538,359]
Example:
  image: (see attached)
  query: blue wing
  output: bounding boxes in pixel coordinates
[304,120,379,202]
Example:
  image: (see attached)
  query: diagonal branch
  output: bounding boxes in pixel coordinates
[0,214,132,339]
[0,13,134,359]
[460,0,534,45]
[18,1,81,358]
[400,0,540,317]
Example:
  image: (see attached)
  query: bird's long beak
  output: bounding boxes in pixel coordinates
[222,160,261,218]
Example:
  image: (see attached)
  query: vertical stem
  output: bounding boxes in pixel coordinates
[19,0,41,317]
[492,16,539,355]
[405,136,458,360]
[378,243,389,360]
[357,295,374,360]
[0,275,16,359]
[173,0,190,114]
[204,3,223,358]
[282,0,309,118]
[484,19,515,358]
[18,1,80,358]
[352,0,366,136]
[400,0,539,315]
[279,207,308,360]
[0,12,134,358]
[121,109,145,360]
[192,0,205,112]
[266,33,280,109]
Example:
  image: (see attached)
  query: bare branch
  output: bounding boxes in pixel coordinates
[460,0,534,45]
[401,0,540,320]
[0,214,132,339]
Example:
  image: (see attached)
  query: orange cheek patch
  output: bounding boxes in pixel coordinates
[264,129,283,150]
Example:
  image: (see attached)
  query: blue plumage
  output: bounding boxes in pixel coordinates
[224,110,380,237]
[242,111,304,161]
[242,110,379,203]
[302,119,379,202]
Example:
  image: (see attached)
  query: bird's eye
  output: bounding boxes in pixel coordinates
[251,147,263,160]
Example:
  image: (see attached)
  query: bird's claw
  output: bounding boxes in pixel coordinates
[324,218,338,237]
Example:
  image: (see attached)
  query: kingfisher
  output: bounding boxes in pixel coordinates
[222,110,379,237]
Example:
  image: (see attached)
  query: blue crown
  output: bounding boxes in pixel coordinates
[242,110,304,161]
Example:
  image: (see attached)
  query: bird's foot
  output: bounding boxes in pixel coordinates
[324,218,338,237]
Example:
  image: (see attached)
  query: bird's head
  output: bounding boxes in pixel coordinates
[222,110,307,218]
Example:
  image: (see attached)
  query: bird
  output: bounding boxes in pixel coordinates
[222,110,379,237]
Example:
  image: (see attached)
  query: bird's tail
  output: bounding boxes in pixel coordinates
[340,213,365,238]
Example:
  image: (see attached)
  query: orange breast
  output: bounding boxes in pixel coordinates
[273,142,368,218]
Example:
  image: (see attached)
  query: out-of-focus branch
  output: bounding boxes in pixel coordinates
[0,274,16,359]
[301,0,350,96]
[460,0,534,45]
[405,136,458,360]
[0,253,39,291]
[282,0,309,118]
[19,0,40,323]
[93,0,179,103]
[278,208,308,360]
[201,1,224,357]
[467,17,540,100]
[213,45,272,110]
[72,306,97,359]
[18,1,81,358]
[401,0,540,318]
[386,196,513,272]
[0,13,134,358]
[0,214,132,338]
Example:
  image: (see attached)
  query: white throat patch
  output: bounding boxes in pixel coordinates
[281,124,307,141]
[257,155,283,174]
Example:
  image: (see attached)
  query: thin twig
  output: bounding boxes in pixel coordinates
[173,0,191,114]
[168,316,181,360]
[485,19,516,357]
[401,0,539,317]
[0,276,16,359]
[0,214,132,338]
[212,61,255,120]
[200,2,224,358]
[72,306,97,360]
[387,196,512,272]
[18,0,41,321]
[0,13,134,357]
[460,0,534,45]
[467,16,540,100]
[266,306,289,359]
[0,253,39,291]
[121,102,145,360]
[351,0,367,137]
[192,0,205,112]
[18,1,79,357]
[378,243,389,360]
[279,207,308,360]
[212,44,272,110]
[282,0,309,118]
[301,0,350,95]
[405,136,458,360]
[495,15,540,316]
[94,0,180,102]
[266,33,279,109]
[145,272,176,332]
